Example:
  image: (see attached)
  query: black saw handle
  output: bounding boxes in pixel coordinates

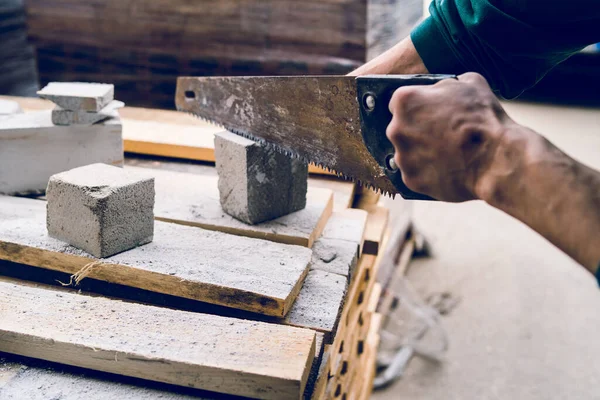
[356,74,456,200]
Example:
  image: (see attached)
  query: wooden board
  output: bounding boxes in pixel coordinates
[126,166,333,248]
[308,177,356,212]
[0,110,123,195]
[361,204,389,255]
[0,195,311,317]
[284,270,348,342]
[321,209,368,256]
[0,280,316,399]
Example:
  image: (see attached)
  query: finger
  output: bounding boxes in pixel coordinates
[457,72,491,89]
[388,85,426,114]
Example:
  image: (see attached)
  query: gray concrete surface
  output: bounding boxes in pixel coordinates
[47,163,155,258]
[214,130,308,225]
[37,82,114,112]
[374,101,600,399]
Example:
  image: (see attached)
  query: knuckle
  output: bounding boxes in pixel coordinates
[459,72,488,87]
[385,118,403,142]
[389,87,417,113]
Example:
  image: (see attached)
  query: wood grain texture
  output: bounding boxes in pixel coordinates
[0,280,316,399]
[125,166,333,248]
[361,204,389,256]
[0,110,123,195]
[0,195,311,317]
[23,0,408,108]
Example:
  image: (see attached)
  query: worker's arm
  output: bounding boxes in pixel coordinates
[386,72,600,274]
[353,0,600,98]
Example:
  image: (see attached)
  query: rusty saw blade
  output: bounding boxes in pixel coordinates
[176,74,454,198]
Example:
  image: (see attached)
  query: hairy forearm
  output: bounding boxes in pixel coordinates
[477,124,600,273]
[348,37,428,76]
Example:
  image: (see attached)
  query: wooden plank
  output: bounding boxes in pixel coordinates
[321,209,368,256]
[300,177,355,212]
[0,110,123,195]
[0,195,311,317]
[0,280,316,399]
[126,166,333,248]
[361,204,389,255]
[284,270,348,342]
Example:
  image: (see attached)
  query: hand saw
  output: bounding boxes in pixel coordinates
[175,74,455,200]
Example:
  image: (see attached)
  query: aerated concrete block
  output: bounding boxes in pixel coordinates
[214,130,308,225]
[38,82,114,112]
[52,100,124,126]
[46,163,155,258]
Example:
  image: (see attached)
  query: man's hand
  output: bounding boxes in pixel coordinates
[386,72,514,202]
[386,72,600,274]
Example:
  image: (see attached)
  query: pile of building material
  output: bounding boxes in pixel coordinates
[22,0,423,108]
[0,96,394,400]
[0,83,124,196]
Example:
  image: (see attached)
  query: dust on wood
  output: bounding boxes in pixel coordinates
[0,195,311,317]
[0,280,316,399]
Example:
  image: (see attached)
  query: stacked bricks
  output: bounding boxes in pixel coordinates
[37,82,124,126]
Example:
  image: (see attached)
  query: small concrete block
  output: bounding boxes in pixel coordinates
[310,237,359,280]
[38,82,114,112]
[46,163,155,258]
[52,100,124,126]
[0,99,22,115]
[214,130,308,225]
[284,269,347,341]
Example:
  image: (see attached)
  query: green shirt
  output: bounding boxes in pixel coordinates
[411,0,600,98]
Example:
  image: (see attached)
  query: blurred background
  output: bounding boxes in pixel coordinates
[2,0,599,109]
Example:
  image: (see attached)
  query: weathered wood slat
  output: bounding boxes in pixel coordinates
[0,195,311,317]
[0,280,316,399]
[127,166,333,248]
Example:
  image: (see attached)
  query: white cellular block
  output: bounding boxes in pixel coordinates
[38,82,114,112]
[0,110,123,195]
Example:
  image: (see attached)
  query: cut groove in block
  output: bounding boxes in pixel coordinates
[47,163,155,258]
[215,130,308,225]
[37,82,114,112]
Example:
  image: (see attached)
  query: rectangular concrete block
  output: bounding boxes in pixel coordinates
[46,163,155,258]
[0,110,123,195]
[52,100,124,126]
[214,130,308,225]
[38,82,114,112]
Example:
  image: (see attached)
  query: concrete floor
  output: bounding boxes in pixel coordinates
[374,101,600,399]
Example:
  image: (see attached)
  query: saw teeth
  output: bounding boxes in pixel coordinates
[176,108,398,199]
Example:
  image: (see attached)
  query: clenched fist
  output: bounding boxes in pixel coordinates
[386,72,515,202]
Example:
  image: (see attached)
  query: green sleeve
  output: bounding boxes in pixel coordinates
[411,0,600,98]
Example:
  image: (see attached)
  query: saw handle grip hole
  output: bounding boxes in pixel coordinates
[184,90,196,100]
